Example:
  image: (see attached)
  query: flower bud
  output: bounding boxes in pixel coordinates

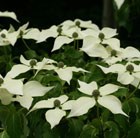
[54,99,61,107]
[57,61,64,68]
[1,33,6,38]
[75,21,80,27]
[98,32,105,40]
[30,59,37,68]
[111,50,117,57]
[72,32,78,38]
[126,64,134,73]
[92,89,100,100]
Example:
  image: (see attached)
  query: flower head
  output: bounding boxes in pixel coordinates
[67,80,128,117]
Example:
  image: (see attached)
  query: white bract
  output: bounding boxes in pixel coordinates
[0,11,19,22]
[114,0,125,9]
[0,74,23,95]
[12,81,54,109]
[29,95,74,129]
[67,80,128,117]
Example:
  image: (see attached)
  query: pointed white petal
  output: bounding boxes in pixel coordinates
[102,38,120,51]
[55,68,73,84]
[61,100,75,110]
[98,95,128,116]
[6,64,30,78]
[13,95,33,109]
[20,55,31,66]
[23,81,53,97]
[81,43,108,58]
[78,80,97,95]
[117,72,134,85]
[29,100,54,113]
[2,77,23,95]
[0,11,19,22]
[101,27,117,38]
[23,28,40,40]
[52,36,73,52]
[67,97,95,117]
[37,25,58,43]
[114,0,125,9]
[45,108,66,129]
[0,89,13,105]
[122,46,140,59]
[100,84,120,96]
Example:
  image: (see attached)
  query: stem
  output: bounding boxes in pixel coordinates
[21,38,31,50]
[126,81,140,100]
[96,100,104,138]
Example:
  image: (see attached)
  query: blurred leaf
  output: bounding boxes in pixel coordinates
[104,121,119,138]
[0,130,9,138]
[127,119,140,138]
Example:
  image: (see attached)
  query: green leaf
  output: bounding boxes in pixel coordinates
[79,124,99,138]
[127,119,140,138]
[104,121,119,138]
[0,130,9,138]
[6,112,24,138]
[67,118,84,138]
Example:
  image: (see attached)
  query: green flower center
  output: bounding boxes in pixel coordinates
[1,33,6,38]
[92,89,100,100]
[126,64,134,73]
[30,59,37,68]
[111,50,117,57]
[98,32,105,40]
[0,78,4,85]
[75,21,80,27]
[72,32,78,38]
[57,26,62,34]
[54,99,61,107]
[57,61,64,68]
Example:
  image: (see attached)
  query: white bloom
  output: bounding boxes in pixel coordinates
[67,80,128,117]
[0,29,19,46]
[41,61,88,84]
[12,81,54,109]
[98,62,140,85]
[61,19,99,30]
[80,28,120,58]
[29,95,74,128]
[6,55,38,78]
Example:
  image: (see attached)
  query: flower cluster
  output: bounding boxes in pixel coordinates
[0,10,140,137]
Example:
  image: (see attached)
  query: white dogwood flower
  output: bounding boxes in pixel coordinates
[0,29,19,46]
[97,62,140,85]
[41,61,88,84]
[67,80,128,118]
[6,55,38,78]
[29,95,74,129]
[12,81,54,109]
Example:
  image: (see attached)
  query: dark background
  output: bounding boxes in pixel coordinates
[0,0,103,29]
[1,0,140,48]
